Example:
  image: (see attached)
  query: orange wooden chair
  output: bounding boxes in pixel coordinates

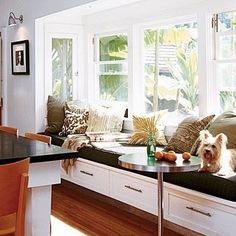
[0,158,30,236]
[25,132,51,145]
[0,126,18,136]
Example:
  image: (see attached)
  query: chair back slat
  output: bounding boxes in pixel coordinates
[25,132,51,145]
[0,158,29,235]
[0,126,18,135]
[0,158,29,216]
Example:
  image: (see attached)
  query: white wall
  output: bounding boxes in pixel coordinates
[0,0,95,134]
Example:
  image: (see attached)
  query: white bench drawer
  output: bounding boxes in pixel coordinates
[110,171,157,214]
[165,190,236,236]
[73,160,109,195]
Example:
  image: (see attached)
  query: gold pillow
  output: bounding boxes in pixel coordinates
[129,111,167,146]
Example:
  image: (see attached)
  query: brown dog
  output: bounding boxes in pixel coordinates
[198,130,236,176]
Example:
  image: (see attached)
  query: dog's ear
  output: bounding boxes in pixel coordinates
[216,133,228,145]
[199,130,212,141]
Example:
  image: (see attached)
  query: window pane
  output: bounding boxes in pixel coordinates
[219,35,236,59]
[99,74,128,101]
[99,63,127,75]
[217,63,236,88]
[52,38,73,101]
[99,34,128,61]
[144,23,198,119]
[216,10,236,112]
[97,33,128,103]
[218,11,236,32]
[219,91,236,111]
[217,63,236,111]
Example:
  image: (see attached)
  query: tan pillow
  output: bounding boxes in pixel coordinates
[64,101,86,114]
[208,110,236,149]
[86,105,125,132]
[129,111,167,146]
[66,100,88,112]
[164,115,215,153]
[45,95,65,134]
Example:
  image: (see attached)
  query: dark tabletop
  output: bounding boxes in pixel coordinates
[0,131,78,164]
[119,153,201,173]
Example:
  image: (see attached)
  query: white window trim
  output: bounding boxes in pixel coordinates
[44,23,84,101]
[86,12,226,120]
[213,13,236,112]
[92,30,129,104]
[137,15,199,116]
[88,15,202,119]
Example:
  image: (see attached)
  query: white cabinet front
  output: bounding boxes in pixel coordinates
[73,160,109,196]
[110,171,157,215]
[165,190,236,236]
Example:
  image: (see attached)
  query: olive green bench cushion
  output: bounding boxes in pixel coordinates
[164,172,236,202]
[46,132,236,202]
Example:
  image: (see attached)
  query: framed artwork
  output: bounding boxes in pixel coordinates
[11,40,30,75]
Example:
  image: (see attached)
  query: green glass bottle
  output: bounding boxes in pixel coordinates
[147,133,156,158]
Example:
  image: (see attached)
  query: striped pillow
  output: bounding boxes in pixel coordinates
[86,105,124,132]
[164,115,215,154]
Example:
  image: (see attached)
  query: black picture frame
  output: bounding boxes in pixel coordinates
[11,40,30,75]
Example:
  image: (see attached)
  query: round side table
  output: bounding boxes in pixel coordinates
[118,153,201,236]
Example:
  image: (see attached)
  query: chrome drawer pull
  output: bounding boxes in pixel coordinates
[186,206,211,217]
[80,170,93,176]
[124,185,142,193]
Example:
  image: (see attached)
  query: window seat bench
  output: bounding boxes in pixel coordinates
[46,132,236,236]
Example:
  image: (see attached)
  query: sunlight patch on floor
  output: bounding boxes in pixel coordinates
[51,215,86,236]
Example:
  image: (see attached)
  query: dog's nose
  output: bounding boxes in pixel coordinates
[205,149,210,153]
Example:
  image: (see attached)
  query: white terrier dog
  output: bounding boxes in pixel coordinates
[198,130,236,176]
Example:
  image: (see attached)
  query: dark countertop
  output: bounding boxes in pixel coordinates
[0,131,78,164]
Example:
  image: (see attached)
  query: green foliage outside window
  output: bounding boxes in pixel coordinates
[144,23,198,114]
[52,38,73,101]
[98,34,128,102]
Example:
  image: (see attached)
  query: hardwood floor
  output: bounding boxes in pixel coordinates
[51,180,181,236]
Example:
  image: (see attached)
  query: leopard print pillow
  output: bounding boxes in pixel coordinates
[59,110,89,136]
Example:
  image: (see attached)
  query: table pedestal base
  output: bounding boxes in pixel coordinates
[158,172,163,236]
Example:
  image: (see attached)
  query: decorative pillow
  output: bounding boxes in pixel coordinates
[129,110,167,146]
[208,110,236,149]
[64,101,86,114]
[190,116,215,155]
[67,99,88,110]
[86,105,125,132]
[164,115,215,153]
[59,109,89,136]
[45,95,65,134]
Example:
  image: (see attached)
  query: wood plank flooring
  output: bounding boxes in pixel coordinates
[51,180,181,236]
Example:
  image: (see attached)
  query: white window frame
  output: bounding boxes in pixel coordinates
[44,24,84,101]
[213,12,236,112]
[89,16,201,119]
[87,13,225,121]
[93,31,129,105]
[137,16,199,115]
